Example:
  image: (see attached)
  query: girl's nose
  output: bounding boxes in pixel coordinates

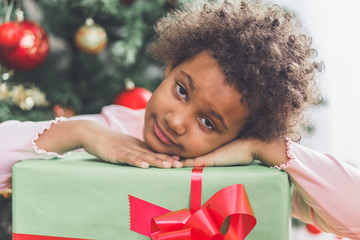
[164,112,186,136]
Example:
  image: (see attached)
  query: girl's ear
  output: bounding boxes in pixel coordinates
[165,62,174,77]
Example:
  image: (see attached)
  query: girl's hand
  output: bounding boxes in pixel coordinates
[35,120,182,169]
[182,138,256,167]
[181,138,289,167]
[81,121,182,169]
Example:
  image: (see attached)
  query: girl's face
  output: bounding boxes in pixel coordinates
[144,51,249,158]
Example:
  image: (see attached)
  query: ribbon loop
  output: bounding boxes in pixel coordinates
[184,208,221,238]
[151,209,192,234]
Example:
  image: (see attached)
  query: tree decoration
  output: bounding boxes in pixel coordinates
[0,81,49,110]
[114,78,152,109]
[74,18,107,54]
[0,10,49,71]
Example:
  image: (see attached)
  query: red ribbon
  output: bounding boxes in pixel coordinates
[129,167,257,240]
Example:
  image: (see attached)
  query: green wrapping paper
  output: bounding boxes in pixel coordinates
[12,152,292,240]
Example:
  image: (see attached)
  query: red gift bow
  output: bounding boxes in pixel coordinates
[129,166,257,240]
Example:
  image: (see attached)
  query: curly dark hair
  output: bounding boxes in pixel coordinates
[148,0,322,141]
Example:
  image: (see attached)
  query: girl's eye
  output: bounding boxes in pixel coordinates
[200,117,215,130]
[176,83,187,100]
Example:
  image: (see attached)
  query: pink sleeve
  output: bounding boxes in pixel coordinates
[0,118,69,190]
[279,139,360,239]
[0,105,144,191]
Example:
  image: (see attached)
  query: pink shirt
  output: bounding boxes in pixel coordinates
[1,105,359,239]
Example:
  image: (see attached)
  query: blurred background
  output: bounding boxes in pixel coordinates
[273,0,360,170]
[1,0,359,239]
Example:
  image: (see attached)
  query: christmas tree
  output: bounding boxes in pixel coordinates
[0,0,178,122]
[0,0,187,238]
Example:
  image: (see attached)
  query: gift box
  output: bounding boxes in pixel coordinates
[12,152,292,240]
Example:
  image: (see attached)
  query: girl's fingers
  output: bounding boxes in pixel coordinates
[130,140,182,167]
[118,150,180,169]
[154,153,183,168]
[128,139,183,168]
[141,152,180,168]
[105,141,183,168]
[113,151,150,168]
[132,147,182,168]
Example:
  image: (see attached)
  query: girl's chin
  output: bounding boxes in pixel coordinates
[145,137,174,154]
[147,141,186,157]
[144,133,200,158]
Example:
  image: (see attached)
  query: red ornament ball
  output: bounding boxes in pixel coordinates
[114,81,152,109]
[0,20,49,71]
[306,224,322,234]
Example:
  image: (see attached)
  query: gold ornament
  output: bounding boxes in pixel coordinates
[1,65,49,110]
[0,80,49,111]
[74,18,107,54]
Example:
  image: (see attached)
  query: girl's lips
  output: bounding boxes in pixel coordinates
[154,120,173,145]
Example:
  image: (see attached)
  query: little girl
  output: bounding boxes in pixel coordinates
[1,0,359,239]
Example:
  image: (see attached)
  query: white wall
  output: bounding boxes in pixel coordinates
[272,0,360,167]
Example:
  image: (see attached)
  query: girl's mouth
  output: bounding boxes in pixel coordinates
[154,120,174,145]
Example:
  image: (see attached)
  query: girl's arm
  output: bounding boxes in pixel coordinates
[35,119,181,169]
[282,142,360,239]
[0,106,182,190]
[181,138,289,168]
[182,138,360,239]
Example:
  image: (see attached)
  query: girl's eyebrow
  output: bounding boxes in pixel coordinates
[180,70,196,90]
[209,109,228,130]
